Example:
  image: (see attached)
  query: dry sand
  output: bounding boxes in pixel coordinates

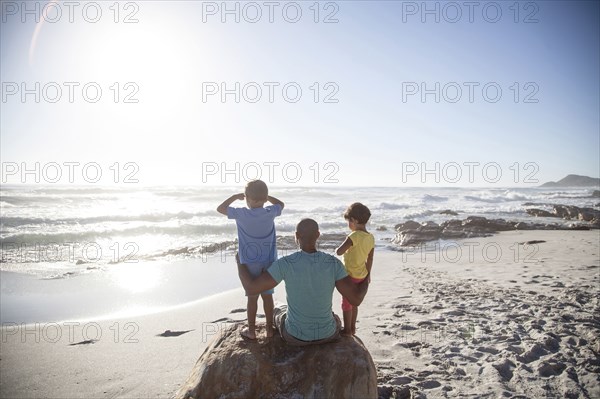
[363,230,600,398]
[1,230,599,398]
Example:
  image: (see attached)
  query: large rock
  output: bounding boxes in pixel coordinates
[175,323,378,399]
[391,211,600,247]
[553,205,580,219]
[526,208,555,218]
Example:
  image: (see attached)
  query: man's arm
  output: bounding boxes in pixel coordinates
[335,275,369,306]
[236,256,278,295]
[267,195,285,210]
[335,237,353,256]
[216,193,244,215]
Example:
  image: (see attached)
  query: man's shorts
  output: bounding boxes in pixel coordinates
[273,305,341,346]
[245,261,274,296]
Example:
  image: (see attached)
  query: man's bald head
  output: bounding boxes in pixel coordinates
[296,218,320,244]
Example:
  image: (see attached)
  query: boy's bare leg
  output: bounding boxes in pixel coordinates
[341,310,353,336]
[261,293,274,337]
[351,306,359,335]
[243,295,259,340]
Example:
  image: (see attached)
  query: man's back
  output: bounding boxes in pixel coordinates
[268,250,347,341]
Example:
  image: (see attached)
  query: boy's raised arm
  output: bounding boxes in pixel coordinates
[267,195,285,210]
[217,193,245,215]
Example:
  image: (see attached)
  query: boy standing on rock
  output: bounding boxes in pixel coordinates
[217,180,285,340]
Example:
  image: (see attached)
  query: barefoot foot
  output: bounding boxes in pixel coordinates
[340,328,353,337]
[265,326,274,338]
[240,327,257,340]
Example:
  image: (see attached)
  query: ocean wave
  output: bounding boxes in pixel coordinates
[464,192,531,203]
[1,195,63,205]
[402,209,440,219]
[544,192,595,199]
[422,195,448,202]
[378,202,410,210]
[0,211,216,228]
[0,223,236,244]
[461,189,591,204]
[23,187,142,195]
[0,194,125,205]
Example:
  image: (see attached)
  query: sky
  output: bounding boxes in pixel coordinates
[1,0,599,187]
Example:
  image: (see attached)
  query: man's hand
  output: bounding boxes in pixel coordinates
[236,254,278,295]
[335,274,369,306]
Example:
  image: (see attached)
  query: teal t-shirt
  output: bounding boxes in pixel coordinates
[268,250,348,341]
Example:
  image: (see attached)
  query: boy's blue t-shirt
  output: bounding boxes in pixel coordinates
[267,251,348,341]
[227,204,282,264]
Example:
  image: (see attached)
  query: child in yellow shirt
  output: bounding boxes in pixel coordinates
[336,202,374,336]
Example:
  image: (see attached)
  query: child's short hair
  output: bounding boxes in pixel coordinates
[344,202,371,224]
[245,180,268,201]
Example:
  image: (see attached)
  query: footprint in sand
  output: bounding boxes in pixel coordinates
[156,329,194,337]
[418,380,442,389]
[538,359,567,377]
[211,317,235,323]
[492,358,516,381]
[69,339,98,346]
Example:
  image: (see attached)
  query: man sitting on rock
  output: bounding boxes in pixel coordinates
[237,218,369,346]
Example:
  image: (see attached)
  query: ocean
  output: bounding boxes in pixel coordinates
[1,185,597,278]
[1,185,597,323]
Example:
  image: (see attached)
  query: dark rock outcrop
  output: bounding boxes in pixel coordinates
[525,205,600,223]
[175,324,378,399]
[439,209,459,216]
[392,215,596,247]
[526,209,555,218]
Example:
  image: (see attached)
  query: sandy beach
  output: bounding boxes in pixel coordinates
[1,229,598,398]
[2,0,599,396]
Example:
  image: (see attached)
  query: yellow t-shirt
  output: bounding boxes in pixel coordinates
[342,230,375,279]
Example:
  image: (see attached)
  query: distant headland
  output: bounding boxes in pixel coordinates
[540,174,600,188]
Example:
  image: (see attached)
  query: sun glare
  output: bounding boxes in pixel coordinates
[111,262,161,293]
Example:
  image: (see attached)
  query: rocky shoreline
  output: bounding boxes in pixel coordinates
[392,204,600,247]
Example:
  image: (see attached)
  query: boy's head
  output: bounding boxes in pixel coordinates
[244,180,268,208]
[343,202,371,225]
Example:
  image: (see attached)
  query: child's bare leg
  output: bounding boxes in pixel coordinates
[351,306,359,335]
[243,295,259,339]
[341,310,353,336]
[261,293,274,337]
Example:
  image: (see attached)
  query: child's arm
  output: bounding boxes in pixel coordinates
[267,195,285,210]
[216,193,245,215]
[365,248,374,282]
[336,237,353,256]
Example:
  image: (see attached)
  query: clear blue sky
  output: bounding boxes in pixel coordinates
[1,1,598,186]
